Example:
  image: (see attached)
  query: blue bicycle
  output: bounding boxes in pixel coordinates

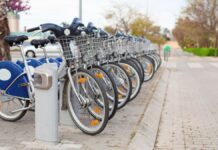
[0,35,35,121]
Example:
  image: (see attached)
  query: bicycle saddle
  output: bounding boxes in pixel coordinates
[69,18,85,35]
[86,22,97,34]
[137,37,144,42]
[4,35,28,46]
[115,32,125,38]
[99,29,109,38]
[31,39,49,48]
[127,35,134,41]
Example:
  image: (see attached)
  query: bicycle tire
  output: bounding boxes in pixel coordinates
[88,65,118,120]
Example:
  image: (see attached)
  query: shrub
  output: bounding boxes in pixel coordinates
[184,48,218,57]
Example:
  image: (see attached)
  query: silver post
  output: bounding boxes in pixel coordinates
[146,0,149,16]
[79,0,82,21]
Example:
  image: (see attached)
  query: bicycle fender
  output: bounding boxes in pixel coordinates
[0,61,29,99]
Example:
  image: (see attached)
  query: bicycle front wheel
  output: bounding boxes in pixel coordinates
[102,63,132,109]
[119,60,142,101]
[66,68,109,135]
[139,56,155,82]
[89,65,118,120]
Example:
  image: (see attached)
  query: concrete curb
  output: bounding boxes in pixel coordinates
[127,67,170,150]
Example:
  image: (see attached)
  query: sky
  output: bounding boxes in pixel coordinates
[19,0,187,31]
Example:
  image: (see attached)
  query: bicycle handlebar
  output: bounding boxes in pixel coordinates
[27,27,40,32]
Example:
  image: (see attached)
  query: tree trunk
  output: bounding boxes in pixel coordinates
[0,0,11,61]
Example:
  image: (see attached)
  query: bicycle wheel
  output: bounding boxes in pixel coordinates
[88,65,118,120]
[102,63,132,109]
[127,58,145,83]
[153,53,162,68]
[66,68,109,135]
[147,55,158,71]
[139,55,155,82]
[119,60,142,101]
[0,95,29,122]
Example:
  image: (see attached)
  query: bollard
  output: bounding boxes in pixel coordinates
[34,63,58,144]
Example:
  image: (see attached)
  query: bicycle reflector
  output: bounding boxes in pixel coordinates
[78,77,87,84]
[95,73,104,79]
[90,119,100,126]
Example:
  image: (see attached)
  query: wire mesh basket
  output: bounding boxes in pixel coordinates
[58,33,153,63]
[58,34,99,62]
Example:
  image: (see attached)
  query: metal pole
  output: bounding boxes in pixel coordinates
[79,0,82,21]
[146,0,149,16]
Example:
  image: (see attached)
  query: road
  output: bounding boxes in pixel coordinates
[155,50,218,149]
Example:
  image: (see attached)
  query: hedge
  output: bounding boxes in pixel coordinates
[184,48,218,57]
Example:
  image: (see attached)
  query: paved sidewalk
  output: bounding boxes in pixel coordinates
[0,64,164,150]
[155,50,218,150]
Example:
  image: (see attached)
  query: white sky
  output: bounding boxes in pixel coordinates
[20,0,187,31]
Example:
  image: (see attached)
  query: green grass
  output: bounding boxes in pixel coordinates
[184,48,218,57]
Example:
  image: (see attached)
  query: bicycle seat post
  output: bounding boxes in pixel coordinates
[42,46,49,63]
[18,44,27,63]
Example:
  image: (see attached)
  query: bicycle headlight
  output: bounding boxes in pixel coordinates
[64,29,71,36]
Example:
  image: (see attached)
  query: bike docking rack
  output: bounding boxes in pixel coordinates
[34,63,59,144]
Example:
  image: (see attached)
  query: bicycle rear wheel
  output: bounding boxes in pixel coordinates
[0,95,29,122]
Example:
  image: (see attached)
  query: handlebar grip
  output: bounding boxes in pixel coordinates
[27,27,40,32]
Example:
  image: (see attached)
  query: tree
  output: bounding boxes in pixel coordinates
[175,0,218,48]
[0,0,30,60]
[104,4,165,47]
[6,0,30,14]
[105,3,137,34]
[173,17,210,48]
[0,0,10,60]
[129,15,166,46]
[104,26,117,35]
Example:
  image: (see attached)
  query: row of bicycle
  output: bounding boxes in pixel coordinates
[0,18,161,135]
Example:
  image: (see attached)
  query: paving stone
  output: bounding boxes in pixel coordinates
[154,50,218,150]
